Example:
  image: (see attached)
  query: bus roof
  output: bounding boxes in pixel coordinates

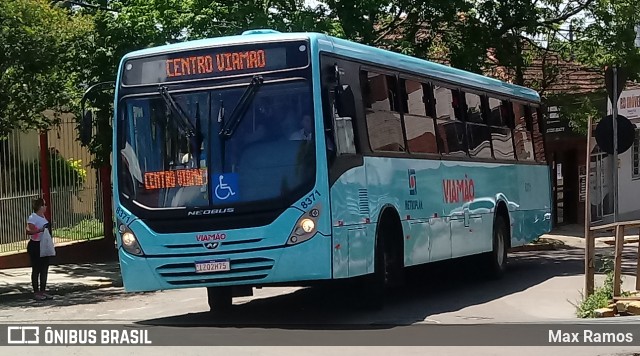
[122,29,540,103]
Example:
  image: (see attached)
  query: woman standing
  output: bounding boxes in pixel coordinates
[26,198,55,301]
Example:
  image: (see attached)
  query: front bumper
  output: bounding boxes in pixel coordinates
[118,233,332,292]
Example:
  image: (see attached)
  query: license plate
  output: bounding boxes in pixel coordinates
[194,259,231,273]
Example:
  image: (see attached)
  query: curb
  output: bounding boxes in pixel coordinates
[510,243,558,252]
[0,280,121,303]
[602,238,640,246]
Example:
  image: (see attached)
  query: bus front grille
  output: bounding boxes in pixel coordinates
[156,257,274,285]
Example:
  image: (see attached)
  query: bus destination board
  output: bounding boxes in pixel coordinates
[122,40,310,86]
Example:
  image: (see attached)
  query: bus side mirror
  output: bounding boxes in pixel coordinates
[79,109,92,146]
[335,84,356,119]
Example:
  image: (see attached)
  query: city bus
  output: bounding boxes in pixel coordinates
[83,29,552,311]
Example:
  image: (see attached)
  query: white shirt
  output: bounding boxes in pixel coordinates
[27,213,48,242]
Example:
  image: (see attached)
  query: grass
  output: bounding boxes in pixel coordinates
[574,259,631,318]
[53,219,104,241]
[0,219,104,254]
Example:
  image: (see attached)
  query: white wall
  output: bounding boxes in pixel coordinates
[607,89,640,218]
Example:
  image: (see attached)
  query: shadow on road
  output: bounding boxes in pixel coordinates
[137,246,598,330]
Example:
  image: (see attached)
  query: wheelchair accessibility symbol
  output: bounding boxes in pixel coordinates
[214,173,239,202]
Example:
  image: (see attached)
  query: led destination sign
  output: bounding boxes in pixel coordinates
[122,40,309,86]
[165,50,267,78]
[143,169,207,190]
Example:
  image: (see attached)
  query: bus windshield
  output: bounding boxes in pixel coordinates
[118,80,316,210]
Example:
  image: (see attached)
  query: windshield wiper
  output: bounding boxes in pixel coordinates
[219,75,264,140]
[159,85,197,138]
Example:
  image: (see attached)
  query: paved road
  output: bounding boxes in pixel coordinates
[2,247,640,356]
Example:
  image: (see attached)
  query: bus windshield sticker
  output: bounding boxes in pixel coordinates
[214,173,239,202]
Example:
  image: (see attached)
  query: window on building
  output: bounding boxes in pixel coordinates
[531,107,547,163]
[633,129,640,179]
[362,71,405,152]
[401,79,438,154]
[434,85,467,156]
[512,102,535,161]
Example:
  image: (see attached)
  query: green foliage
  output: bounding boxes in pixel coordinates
[576,269,615,318]
[53,218,103,240]
[575,258,631,318]
[571,0,640,79]
[2,0,638,169]
[9,150,87,192]
[0,0,92,137]
[548,92,607,135]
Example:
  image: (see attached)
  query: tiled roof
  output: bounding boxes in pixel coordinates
[374,20,637,96]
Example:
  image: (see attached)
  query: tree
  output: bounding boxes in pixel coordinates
[0,0,92,137]
[76,0,340,167]
[572,0,640,76]
[74,0,191,167]
[555,0,640,134]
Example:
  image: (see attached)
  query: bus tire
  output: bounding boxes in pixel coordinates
[361,212,401,310]
[487,214,508,279]
[207,287,233,312]
[361,236,386,310]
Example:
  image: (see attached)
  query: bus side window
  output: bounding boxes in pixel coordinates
[320,59,357,157]
[362,71,405,152]
[531,106,547,163]
[434,85,467,157]
[464,92,491,159]
[401,79,438,154]
[488,97,515,160]
[513,103,535,161]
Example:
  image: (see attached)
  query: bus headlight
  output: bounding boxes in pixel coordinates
[120,225,144,256]
[287,205,321,246]
[299,219,315,233]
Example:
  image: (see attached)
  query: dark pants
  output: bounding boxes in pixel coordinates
[27,240,50,293]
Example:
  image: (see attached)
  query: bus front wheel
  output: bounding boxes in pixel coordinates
[361,213,402,310]
[207,287,233,312]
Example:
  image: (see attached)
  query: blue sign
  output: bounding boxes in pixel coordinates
[408,169,417,195]
[214,173,239,202]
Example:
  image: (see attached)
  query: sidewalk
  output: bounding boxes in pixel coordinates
[541,224,640,249]
[0,261,122,302]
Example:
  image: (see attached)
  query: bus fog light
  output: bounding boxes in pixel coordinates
[287,204,321,246]
[300,219,315,233]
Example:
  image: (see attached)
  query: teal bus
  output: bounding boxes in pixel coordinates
[93,29,552,310]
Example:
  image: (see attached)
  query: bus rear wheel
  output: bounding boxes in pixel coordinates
[487,214,508,279]
[207,287,232,312]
